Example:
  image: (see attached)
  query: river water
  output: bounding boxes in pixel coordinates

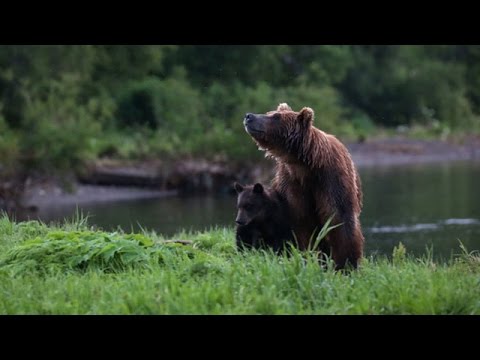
[28,161,480,259]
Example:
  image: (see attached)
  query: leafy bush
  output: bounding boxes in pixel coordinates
[0,229,207,274]
[340,46,479,129]
[0,114,20,176]
[116,75,205,134]
[0,230,153,273]
[19,74,102,173]
[1,45,480,172]
[284,84,346,134]
[116,78,159,129]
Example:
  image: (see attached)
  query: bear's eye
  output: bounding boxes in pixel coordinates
[243,204,253,211]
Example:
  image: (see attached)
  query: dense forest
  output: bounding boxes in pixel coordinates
[1,45,480,178]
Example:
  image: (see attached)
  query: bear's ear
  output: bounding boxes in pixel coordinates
[234,182,244,193]
[253,183,264,194]
[277,103,292,112]
[297,107,314,126]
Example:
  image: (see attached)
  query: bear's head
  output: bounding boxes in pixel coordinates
[243,103,314,161]
[234,182,269,227]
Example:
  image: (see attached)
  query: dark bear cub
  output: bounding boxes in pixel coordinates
[234,182,293,253]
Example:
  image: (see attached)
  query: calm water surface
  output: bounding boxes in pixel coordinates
[31,161,480,259]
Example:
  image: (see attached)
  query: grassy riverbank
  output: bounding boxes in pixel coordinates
[0,214,479,314]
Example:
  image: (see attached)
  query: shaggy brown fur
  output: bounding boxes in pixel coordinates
[243,103,364,269]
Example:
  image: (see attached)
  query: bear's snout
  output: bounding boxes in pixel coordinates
[244,113,265,135]
[244,113,254,125]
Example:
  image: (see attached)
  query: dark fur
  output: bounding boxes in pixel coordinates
[234,182,293,254]
[243,103,364,270]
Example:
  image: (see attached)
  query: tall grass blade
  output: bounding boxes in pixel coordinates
[309,213,343,252]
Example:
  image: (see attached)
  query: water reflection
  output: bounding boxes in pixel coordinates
[23,161,480,259]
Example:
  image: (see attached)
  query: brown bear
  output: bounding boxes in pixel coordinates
[243,103,364,269]
[234,182,293,254]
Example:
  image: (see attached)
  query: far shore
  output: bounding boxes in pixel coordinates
[17,137,480,209]
[349,137,480,167]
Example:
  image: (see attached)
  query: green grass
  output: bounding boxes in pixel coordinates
[0,214,479,314]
